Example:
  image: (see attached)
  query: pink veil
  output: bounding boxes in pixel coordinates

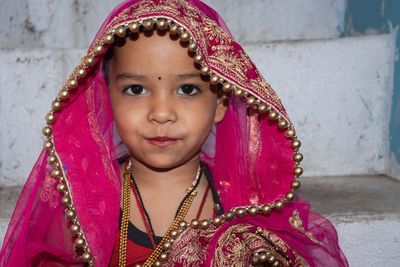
[1,0,348,266]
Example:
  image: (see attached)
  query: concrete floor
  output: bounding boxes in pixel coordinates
[1,175,400,266]
[298,175,400,218]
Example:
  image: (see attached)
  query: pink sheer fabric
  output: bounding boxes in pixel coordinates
[1,0,348,266]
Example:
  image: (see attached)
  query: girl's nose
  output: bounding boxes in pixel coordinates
[147,93,177,124]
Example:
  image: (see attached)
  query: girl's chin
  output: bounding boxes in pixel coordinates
[131,152,200,171]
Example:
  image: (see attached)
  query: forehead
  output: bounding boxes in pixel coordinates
[109,33,197,76]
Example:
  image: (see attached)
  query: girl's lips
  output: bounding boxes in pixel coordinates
[145,136,179,147]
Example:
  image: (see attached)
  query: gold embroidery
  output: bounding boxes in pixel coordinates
[93,0,288,120]
[289,210,321,244]
[162,222,312,267]
[166,228,207,266]
[40,169,59,209]
[212,225,252,267]
[292,251,310,267]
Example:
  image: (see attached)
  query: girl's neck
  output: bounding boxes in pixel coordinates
[129,156,201,189]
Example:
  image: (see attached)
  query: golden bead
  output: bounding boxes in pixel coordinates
[251,255,260,265]
[67,78,78,89]
[294,153,303,162]
[128,22,140,33]
[222,83,232,92]
[84,56,95,66]
[57,183,66,193]
[143,20,154,31]
[194,53,203,64]
[286,192,295,201]
[170,230,179,238]
[190,219,200,229]
[224,211,234,221]
[93,44,104,56]
[246,97,256,106]
[76,68,86,78]
[291,180,301,189]
[159,252,169,262]
[156,19,168,30]
[212,216,223,226]
[153,261,162,267]
[82,252,92,262]
[268,111,278,120]
[169,24,179,34]
[103,33,114,44]
[268,255,276,263]
[258,103,268,113]
[261,205,272,215]
[52,100,62,111]
[46,113,56,124]
[180,31,190,42]
[233,88,244,97]
[47,155,57,165]
[200,219,209,230]
[236,208,246,217]
[61,195,71,206]
[259,253,268,263]
[42,126,52,137]
[210,74,220,85]
[59,90,70,100]
[66,209,76,220]
[188,42,197,52]
[116,25,126,37]
[52,169,62,178]
[248,206,258,216]
[75,237,85,248]
[294,167,303,177]
[163,241,172,250]
[200,66,210,76]
[278,120,288,129]
[286,129,296,138]
[71,224,80,234]
[179,221,188,230]
[292,140,301,150]
[275,201,284,209]
[272,261,280,267]
[43,140,53,150]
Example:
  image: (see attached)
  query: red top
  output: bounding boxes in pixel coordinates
[109,230,154,266]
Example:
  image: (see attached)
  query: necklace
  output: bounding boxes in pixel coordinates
[118,161,202,267]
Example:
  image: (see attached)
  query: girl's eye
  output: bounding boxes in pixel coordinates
[177,84,200,96]
[123,85,147,95]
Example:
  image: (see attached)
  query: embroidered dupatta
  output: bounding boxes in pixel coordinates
[0,0,348,266]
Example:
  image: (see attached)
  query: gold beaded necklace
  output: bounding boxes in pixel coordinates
[118,163,201,267]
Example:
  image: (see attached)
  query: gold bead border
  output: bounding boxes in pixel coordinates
[42,16,304,266]
[42,136,94,265]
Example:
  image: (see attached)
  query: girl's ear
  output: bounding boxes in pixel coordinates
[214,94,229,123]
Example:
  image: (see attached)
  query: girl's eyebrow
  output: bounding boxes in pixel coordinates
[116,73,146,81]
[177,72,201,80]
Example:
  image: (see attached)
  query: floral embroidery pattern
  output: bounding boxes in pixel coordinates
[289,210,321,244]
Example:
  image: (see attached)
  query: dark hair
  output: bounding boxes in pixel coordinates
[103,45,114,88]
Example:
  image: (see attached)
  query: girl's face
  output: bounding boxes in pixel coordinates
[108,33,227,170]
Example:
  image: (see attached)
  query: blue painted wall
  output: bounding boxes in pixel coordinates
[345,0,400,166]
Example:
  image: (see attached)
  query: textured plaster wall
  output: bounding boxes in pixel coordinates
[0,0,345,50]
[345,0,400,179]
[245,34,396,177]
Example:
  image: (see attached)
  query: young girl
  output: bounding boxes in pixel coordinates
[0,0,348,266]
